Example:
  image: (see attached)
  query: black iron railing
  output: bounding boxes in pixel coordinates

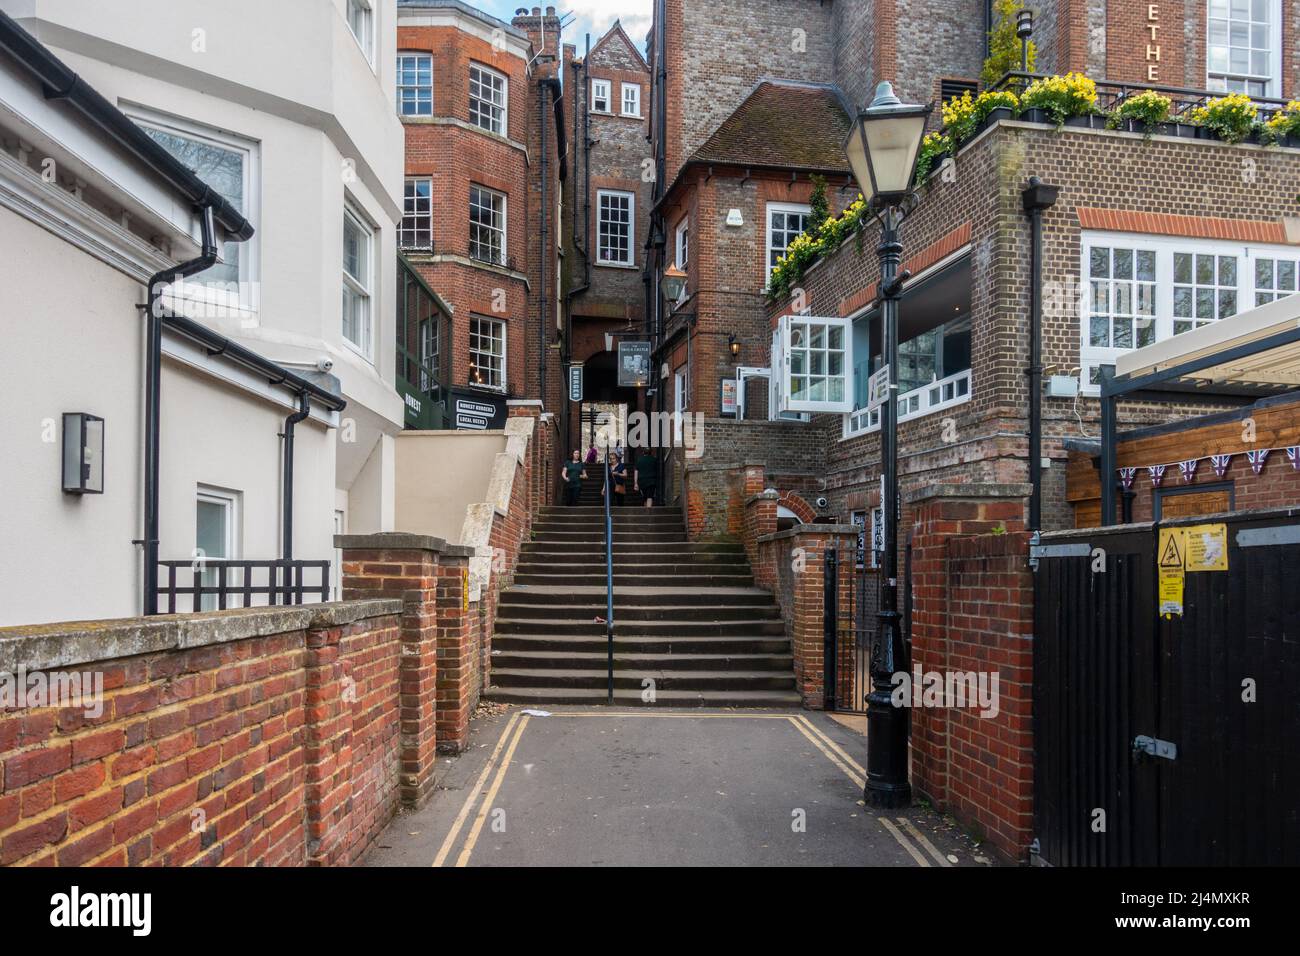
[602,449,615,703]
[156,559,330,614]
[468,240,516,272]
[989,70,1291,123]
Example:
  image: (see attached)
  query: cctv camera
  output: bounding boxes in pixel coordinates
[815,496,829,510]
[316,357,334,373]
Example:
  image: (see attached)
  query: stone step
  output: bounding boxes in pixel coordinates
[521,541,742,556]
[493,617,788,637]
[481,686,804,707]
[499,587,771,606]
[518,548,745,563]
[514,573,756,588]
[489,668,796,691]
[540,506,677,516]
[492,633,792,655]
[495,603,780,622]
[491,650,794,671]
[530,530,688,542]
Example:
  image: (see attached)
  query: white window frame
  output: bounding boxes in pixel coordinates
[673,368,688,442]
[1206,0,1282,97]
[844,367,973,438]
[127,106,259,317]
[621,82,641,117]
[774,314,853,414]
[675,217,689,270]
[347,0,375,66]
[419,314,438,392]
[469,315,507,392]
[1079,231,1300,392]
[591,78,611,113]
[196,485,240,612]
[342,204,374,360]
[399,177,433,250]
[469,63,508,136]
[469,184,507,266]
[396,52,433,116]
[596,189,635,266]
[766,201,812,283]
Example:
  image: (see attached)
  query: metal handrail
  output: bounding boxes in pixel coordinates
[603,448,615,703]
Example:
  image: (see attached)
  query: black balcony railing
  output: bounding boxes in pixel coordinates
[156,559,330,614]
[468,240,516,272]
[990,70,1291,123]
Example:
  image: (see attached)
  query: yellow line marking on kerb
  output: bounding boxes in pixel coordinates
[787,717,866,791]
[431,711,520,868]
[794,714,866,777]
[454,714,530,867]
[878,816,932,867]
[896,816,952,867]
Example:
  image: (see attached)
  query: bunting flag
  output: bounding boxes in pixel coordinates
[1247,449,1270,475]
[1210,454,1233,478]
[1147,464,1167,488]
[1119,467,1138,490]
[1287,447,1300,470]
[1117,445,1293,487]
[1179,459,1199,483]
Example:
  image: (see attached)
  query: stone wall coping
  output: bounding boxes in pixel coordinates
[0,599,404,674]
[757,523,858,544]
[746,491,780,505]
[684,459,774,473]
[335,532,475,558]
[905,483,1033,504]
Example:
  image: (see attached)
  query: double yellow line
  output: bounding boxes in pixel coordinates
[432,709,949,867]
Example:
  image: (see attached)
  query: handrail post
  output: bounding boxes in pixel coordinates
[604,448,614,704]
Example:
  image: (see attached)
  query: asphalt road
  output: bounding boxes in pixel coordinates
[364,706,993,867]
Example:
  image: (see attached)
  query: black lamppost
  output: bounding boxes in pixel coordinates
[843,81,930,809]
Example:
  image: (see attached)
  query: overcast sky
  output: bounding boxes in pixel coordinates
[478,0,652,54]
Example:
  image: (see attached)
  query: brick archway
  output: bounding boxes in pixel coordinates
[777,491,817,523]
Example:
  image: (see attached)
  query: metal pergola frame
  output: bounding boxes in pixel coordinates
[1098,319,1300,525]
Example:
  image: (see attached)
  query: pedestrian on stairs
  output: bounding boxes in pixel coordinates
[633,447,658,508]
[609,452,627,507]
[564,450,587,506]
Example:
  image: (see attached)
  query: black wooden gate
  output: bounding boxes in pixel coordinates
[1033,509,1300,866]
[824,538,909,714]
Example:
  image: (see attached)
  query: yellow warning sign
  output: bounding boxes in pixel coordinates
[1184,523,1228,572]
[1157,527,1185,617]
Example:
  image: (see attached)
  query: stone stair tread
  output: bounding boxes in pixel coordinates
[481,687,805,705]
[501,585,772,596]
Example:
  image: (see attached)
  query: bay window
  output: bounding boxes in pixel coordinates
[1080,232,1300,389]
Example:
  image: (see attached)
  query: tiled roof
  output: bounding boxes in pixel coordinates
[688,82,852,172]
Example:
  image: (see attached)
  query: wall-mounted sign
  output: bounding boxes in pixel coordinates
[725,209,743,227]
[618,341,652,387]
[867,365,891,412]
[448,388,507,431]
[720,378,737,417]
[568,363,583,402]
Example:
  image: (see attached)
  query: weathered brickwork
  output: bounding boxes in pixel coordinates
[0,602,405,867]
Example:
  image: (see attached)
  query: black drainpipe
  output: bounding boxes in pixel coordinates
[281,392,311,602]
[538,49,549,406]
[143,205,221,615]
[1022,176,1059,532]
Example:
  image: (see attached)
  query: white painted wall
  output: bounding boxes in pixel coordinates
[7,0,406,535]
[395,431,508,543]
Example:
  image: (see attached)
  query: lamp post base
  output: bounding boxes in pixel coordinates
[864,778,912,809]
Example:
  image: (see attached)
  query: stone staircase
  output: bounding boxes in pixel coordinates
[484,487,799,707]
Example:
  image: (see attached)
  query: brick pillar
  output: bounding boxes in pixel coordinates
[757,525,857,709]
[337,533,474,800]
[905,484,1033,862]
[302,618,353,865]
[434,550,475,752]
[744,489,778,584]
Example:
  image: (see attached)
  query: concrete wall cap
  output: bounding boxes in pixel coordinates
[905,483,1033,504]
[757,523,858,543]
[0,600,402,673]
[336,532,449,552]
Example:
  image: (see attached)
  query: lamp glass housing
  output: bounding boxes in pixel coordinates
[62,412,104,494]
[844,82,930,202]
[660,264,687,303]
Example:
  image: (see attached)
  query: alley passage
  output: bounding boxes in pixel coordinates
[365,707,985,867]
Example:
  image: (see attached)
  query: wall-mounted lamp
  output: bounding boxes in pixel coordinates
[62,412,104,494]
[728,334,741,360]
[660,263,687,303]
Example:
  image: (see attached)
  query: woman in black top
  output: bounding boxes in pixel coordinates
[563,450,587,506]
[609,453,627,507]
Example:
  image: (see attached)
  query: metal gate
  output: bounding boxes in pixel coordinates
[824,538,910,714]
[1033,509,1300,866]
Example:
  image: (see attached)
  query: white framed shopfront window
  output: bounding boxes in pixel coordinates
[1079,231,1300,392]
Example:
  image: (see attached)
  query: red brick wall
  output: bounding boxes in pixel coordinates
[909,494,1034,863]
[0,602,405,867]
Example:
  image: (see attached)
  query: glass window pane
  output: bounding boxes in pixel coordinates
[1196,288,1216,319]
[1218,256,1237,285]
[1137,250,1156,281]
[1090,316,1109,346]
[1174,286,1193,317]
[1113,249,1133,279]
[1196,254,1215,284]
[1174,253,1193,284]
[1256,258,1274,288]
[1279,260,1295,289]
[1090,247,1109,278]
[1218,289,1236,317]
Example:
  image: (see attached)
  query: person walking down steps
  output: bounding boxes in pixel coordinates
[633,447,658,509]
[564,450,587,506]
[608,452,627,507]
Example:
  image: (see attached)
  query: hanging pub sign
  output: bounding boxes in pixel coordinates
[568,363,584,403]
[448,387,507,431]
[618,341,652,387]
